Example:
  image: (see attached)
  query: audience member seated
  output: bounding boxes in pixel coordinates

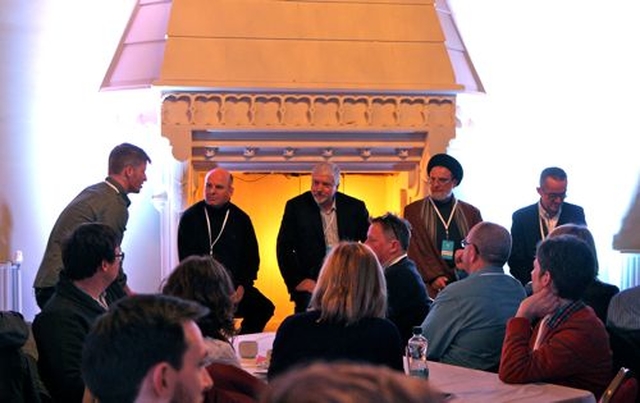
[499,235,613,399]
[0,311,51,403]
[421,222,526,371]
[268,242,404,380]
[606,284,640,374]
[82,294,213,403]
[162,255,267,403]
[260,361,448,403]
[365,213,432,342]
[33,223,121,402]
[548,224,619,323]
[162,255,241,368]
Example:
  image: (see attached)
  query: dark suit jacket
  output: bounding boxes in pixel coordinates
[385,256,432,342]
[276,191,369,294]
[509,201,586,285]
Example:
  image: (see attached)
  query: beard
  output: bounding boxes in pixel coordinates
[170,381,204,403]
[430,190,453,201]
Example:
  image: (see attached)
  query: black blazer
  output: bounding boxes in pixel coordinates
[509,201,586,285]
[276,191,369,293]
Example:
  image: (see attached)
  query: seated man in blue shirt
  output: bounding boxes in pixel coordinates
[421,222,526,371]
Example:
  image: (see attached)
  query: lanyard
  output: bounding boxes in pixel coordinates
[428,197,459,239]
[538,215,548,240]
[204,206,230,256]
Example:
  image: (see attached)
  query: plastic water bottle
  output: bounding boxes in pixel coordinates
[407,326,429,379]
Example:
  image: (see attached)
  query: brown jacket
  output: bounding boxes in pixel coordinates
[403,197,482,298]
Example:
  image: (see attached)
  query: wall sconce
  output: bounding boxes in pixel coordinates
[205,147,218,160]
[243,147,257,158]
[359,148,371,159]
[396,148,409,159]
[322,148,334,158]
[283,148,296,159]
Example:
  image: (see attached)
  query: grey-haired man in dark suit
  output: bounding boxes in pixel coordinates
[277,162,370,312]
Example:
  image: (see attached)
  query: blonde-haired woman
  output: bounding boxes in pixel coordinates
[268,242,404,380]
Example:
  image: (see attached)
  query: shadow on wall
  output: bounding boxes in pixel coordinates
[613,175,640,252]
[0,199,13,262]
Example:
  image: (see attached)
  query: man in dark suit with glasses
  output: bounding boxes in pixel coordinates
[509,167,587,286]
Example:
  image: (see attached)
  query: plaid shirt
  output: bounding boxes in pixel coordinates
[546,299,586,329]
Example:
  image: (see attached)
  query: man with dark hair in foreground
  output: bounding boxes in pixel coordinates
[82,294,213,403]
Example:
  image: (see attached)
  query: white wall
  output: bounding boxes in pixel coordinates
[448,0,640,288]
[0,0,164,321]
[1,0,638,321]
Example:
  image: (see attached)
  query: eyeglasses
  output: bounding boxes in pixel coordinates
[115,252,125,262]
[541,191,567,201]
[427,177,453,185]
[461,239,479,254]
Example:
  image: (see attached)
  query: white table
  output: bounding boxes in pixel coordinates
[426,361,596,403]
[231,332,596,402]
[231,332,275,378]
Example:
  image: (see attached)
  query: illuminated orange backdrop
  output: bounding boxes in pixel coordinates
[212,172,405,331]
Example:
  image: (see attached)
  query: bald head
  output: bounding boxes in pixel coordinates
[203,168,234,207]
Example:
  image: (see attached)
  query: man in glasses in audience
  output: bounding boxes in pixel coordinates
[82,294,213,403]
[366,213,432,342]
[508,167,586,286]
[404,153,483,298]
[421,222,525,371]
[33,223,122,403]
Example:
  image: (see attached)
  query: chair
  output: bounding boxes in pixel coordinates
[599,367,638,403]
[607,326,640,375]
[205,362,267,403]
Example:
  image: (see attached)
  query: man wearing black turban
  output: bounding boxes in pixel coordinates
[403,153,483,298]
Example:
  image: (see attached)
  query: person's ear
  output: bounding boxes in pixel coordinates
[151,362,176,399]
[540,270,552,288]
[390,239,401,253]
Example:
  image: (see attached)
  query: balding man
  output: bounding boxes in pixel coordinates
[178,168,274,334]
[421,222,525,371]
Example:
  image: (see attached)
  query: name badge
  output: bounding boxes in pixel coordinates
[441,240,455,260]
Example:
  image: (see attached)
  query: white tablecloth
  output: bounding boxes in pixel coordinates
[231,332,596,403]
[427,361,596,403]
[231,332,275,378]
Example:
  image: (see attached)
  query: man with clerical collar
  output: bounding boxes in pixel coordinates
[403,153,483,298]
[178,167,275,334]
[508,167,587,286]
[277,162,370,312]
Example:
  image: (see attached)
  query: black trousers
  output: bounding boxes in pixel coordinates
[234,286,275,334]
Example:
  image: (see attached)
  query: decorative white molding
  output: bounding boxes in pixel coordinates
[160,91,456,177]
[162,92,455,130]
